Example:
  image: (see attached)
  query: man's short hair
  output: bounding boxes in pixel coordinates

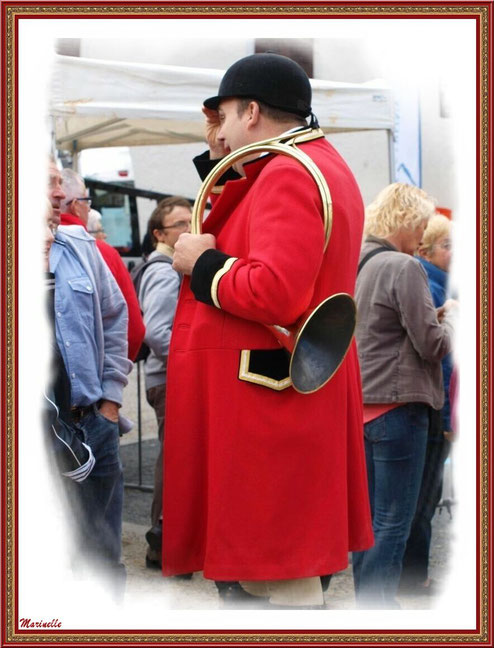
[148,196,192,247]
[61,168,86,207]
[236,98,307,126]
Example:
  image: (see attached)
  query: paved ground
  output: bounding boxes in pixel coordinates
[119,366,455,610]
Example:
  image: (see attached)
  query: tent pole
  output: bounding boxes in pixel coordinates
[50,115,57,158]
[387,129,396,182]
[72,142,79,172]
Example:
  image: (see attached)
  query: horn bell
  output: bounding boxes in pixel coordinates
[289,293,356,394]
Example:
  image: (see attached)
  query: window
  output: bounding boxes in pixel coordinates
[86,181,140,256]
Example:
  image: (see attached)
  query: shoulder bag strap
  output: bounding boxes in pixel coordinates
[357,246,393,275]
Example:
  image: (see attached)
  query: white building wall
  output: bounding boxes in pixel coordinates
[314,36,454,211]
[419,75,455,210]
[314,38,392,206]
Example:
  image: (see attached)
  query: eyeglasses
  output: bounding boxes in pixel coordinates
[88,228,105,234]
[158,220,191,231]
[75,197,92,206]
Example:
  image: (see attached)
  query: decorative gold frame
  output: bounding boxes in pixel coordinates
[1,2,490,645]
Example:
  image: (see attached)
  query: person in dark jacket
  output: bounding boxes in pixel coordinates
[400,214,455,595]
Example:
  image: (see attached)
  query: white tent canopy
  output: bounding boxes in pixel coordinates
[50,55,394,152]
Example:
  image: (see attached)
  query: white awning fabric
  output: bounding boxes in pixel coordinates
[50,55,394,152]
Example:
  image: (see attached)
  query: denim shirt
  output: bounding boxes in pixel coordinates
[50,227,131,407]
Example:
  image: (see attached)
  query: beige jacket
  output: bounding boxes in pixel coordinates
[355,236,452,410]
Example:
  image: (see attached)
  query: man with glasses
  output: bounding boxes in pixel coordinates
[60,169,145,362]
[47,160,132,600]
[134,197,192,571]
[47,159,66,229]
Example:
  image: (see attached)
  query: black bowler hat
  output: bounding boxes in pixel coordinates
[204,53,312,118]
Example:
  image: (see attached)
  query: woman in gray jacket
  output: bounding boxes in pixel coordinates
[352,183,454,608]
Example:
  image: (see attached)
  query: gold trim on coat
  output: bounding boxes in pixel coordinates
[211,257,238,308]
[238,350,292,391]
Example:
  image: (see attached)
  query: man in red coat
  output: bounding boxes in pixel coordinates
[166,53,373,608]
[60,169,145,361]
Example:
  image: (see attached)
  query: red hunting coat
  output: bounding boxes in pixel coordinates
[162,133,373,581]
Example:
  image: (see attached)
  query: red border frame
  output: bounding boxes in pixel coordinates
[1,1,491,645]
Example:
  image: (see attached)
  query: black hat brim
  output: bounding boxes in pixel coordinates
[203,95,222,110]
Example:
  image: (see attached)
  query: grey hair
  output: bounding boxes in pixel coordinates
[87,209,103,233]
[61,168,87,206]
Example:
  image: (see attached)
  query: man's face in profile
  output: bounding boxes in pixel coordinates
[47,162,66,227]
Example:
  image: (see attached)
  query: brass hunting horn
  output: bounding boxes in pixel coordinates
[191,128,356,394]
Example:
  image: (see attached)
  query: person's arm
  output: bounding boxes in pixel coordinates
[203,106,230,159]
[192,107,242,207]
[92,250,133,417]
[187,159,326,327]
[394,259,453,362]
[140,265,181,358]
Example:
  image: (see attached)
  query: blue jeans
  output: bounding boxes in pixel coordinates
[352,403,429,608]
[67,407,125,598]
[401,408,451,587]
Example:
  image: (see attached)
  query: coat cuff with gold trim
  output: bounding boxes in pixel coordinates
[191,249,238,308]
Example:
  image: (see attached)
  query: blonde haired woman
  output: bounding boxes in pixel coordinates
[353,184,454,608]
[418,214,452,276]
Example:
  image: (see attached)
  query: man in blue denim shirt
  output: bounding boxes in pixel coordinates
[47,161,132,599]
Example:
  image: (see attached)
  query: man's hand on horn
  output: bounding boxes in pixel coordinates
[172,233,217,275]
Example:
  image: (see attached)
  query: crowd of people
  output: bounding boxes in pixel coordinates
[42,53,458,610]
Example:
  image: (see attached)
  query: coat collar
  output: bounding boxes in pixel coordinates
[203,129,325,236]
[364,235,400,252]
[203,155,273,235]
[155,242,175,259]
